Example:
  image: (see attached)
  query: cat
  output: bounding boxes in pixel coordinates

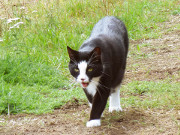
[67,16,129,127]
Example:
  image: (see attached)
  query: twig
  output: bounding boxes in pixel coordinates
[8,103,10,117]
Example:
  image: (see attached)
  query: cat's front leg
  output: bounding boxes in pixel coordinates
[86,119,101,127]
[83,88,93,108]
[86,86,110,127]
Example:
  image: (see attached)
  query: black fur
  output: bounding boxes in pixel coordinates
[67,16,129,122]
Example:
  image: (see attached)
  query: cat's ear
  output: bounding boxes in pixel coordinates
[92,47,101,56]
[91,47,101,59]
[67,46,78,59]
[91,47,101,56]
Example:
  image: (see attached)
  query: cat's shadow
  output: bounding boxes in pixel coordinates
[99,108,155,134]
[68,102,155,134]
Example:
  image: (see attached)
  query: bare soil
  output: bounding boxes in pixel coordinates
[0,15,180,135]
[125,15,180,83]
[1,104,180,135]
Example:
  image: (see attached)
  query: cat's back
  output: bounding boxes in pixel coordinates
[80,16,128,54]
[90,16,127,39]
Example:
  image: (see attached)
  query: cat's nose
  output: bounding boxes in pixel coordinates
[81,78,85,82]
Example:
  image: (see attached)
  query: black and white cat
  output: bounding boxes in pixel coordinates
[67,16,129,127]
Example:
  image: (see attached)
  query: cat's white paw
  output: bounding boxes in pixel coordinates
[89,102,92,108]
[86,119,101,127]
[109,88,122,113]
[109,106,123,113]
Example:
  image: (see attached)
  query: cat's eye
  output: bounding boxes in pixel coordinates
[88,68,93,72]
[74,68,79,72]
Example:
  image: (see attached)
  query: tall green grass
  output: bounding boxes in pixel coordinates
[0,0,179,114]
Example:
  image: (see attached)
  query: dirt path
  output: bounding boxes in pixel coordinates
[125,15,180,83]
[0,15,180,135]
[1,104,180,135]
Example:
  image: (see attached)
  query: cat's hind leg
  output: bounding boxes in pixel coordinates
[109,86,122,112]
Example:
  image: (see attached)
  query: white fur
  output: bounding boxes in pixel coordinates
[109,86,122,112]
[77,61,89,86]
[86,119,101,127]
[88,102,92,108]
[86,77,100,96]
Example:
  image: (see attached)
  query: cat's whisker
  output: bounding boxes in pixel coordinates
[90,54,98,60]
[91,80,109,91]
[70,79,78,85]
[89,60,99,65]
[102,62,111,65]
[70,58,78,64]
[89,55,100,63]
[101,71,111,77]
[98,83,110,90]
[88,51,96,62]
[90,80,103,99]
[91,80,111,101]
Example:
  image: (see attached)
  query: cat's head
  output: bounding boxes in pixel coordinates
[67,46,103,88]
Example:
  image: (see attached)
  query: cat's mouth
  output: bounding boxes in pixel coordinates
[81,82,89,88]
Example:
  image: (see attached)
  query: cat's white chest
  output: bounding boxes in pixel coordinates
[86,77,100,96]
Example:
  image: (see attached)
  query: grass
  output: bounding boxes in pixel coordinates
[0,0,179,114]
[0,82,86,114]
[121,81,180,110]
